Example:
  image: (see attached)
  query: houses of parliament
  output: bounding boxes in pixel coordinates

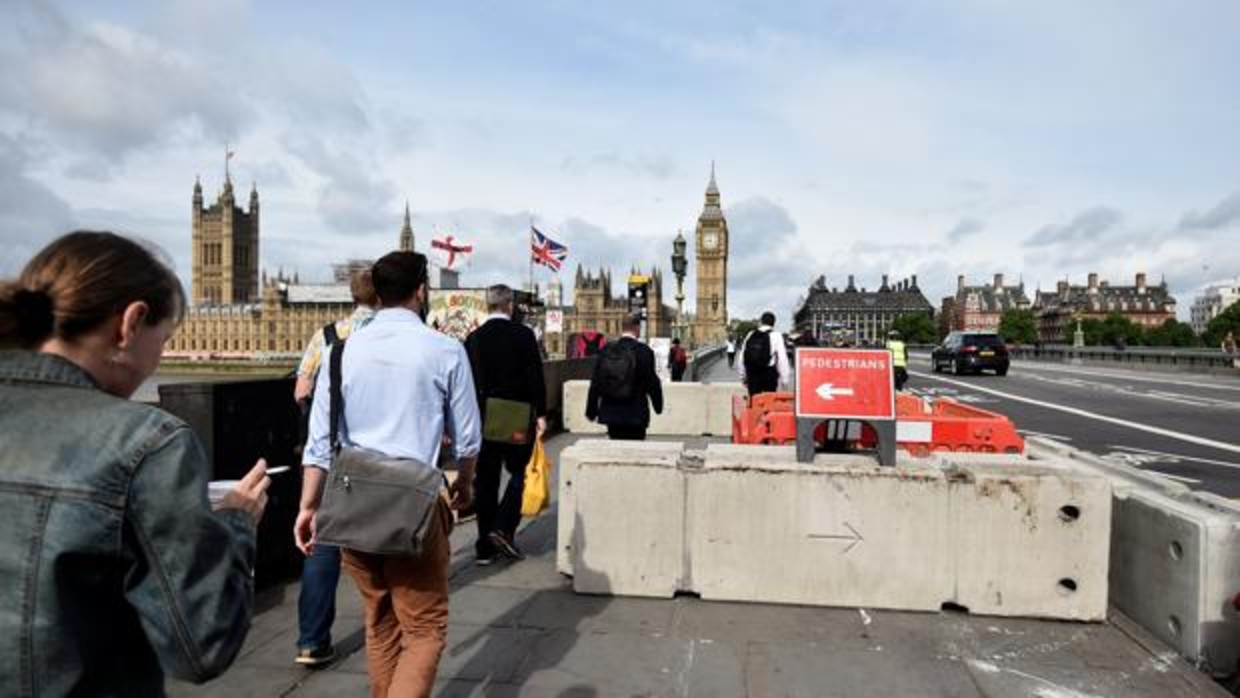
[168,166,731,358]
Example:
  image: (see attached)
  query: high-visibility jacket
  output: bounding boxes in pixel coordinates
[887,339,907,368]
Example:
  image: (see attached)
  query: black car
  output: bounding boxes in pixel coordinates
[932,332,1009,375]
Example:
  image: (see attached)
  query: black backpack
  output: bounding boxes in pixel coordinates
[597,341,637,399]
[743,330,774,377]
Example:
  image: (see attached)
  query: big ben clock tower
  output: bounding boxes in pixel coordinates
[692,163,729,346]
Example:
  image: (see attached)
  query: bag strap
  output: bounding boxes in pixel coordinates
[328,338,346,452]
[323,320,340,347]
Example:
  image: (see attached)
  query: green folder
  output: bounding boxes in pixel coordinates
[483,397,533,444]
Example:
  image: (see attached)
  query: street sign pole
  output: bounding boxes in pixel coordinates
[793,347,898,466]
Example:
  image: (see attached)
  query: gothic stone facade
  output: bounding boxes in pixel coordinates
[171,177,410,358]
[559,267,674,347]
[692,166,729,346]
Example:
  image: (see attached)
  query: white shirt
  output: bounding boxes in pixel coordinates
[736,325,791,388]
[303,308,481,470]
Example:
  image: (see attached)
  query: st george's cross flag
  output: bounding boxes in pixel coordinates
[530,226,568,271]
[430,235,474,270]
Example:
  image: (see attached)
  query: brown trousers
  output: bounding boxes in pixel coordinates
[341,498,453,698]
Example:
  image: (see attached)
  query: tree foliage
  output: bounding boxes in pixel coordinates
[1145,319,1198,348]
[1080,313,1144,347]
[889,313,937,344]
[997,309,1038,345]
[729,318,760,343]
[1204,300,1240,348]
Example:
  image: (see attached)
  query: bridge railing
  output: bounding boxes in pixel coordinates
[1008,344,1238,373]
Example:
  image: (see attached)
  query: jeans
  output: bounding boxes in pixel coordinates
[297,543,341,650]
[342,499,453,698]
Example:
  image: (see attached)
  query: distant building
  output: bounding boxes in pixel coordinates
[1033,272,1176,343]
[793,274,934,346]
[171,176,411,358]
[555,266,674,355]
[940,274,1031,333]
[1190,283,1240,335]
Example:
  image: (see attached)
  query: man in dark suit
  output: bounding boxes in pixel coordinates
[464,285,547,565]
[585,313,664,440]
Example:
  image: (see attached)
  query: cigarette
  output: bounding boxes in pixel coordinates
[266,465,291,475]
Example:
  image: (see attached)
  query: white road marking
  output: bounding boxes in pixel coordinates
[1145,471,1202,484]
[1018,429,1073,442]
[910,370,1240,457]
[1022,374,1227,408]
[1003,360,1240,393]
[1107,444,1240,471]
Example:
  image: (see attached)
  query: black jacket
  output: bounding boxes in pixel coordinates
[585,336,664,427]
[464,317,547,417]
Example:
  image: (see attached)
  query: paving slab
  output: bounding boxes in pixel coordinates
[167,433,1227,698]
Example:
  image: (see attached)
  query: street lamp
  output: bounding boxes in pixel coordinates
[671,230,688,343]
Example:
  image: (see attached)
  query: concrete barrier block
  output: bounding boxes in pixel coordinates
[649,382,708,435]
[571,458,685,597]
[562,381,605,434]
[689,452,953,611]
[949,462,1111,621]
[1111,488,1240,673]
[703,383,747,436]
[556,439,685,575]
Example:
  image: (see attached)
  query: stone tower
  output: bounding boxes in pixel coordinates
[399,201,414,251]
[191,173,259,306]
[692,162,729,345]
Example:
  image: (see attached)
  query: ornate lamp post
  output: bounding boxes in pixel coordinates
[671,231,688,342]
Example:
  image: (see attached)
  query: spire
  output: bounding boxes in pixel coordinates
[706,160,719,196]
[700,161,722,219]
[249,181,259,205]
[399,201,414,251]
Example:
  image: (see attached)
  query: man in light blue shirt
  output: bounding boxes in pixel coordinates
[295,250,480,695]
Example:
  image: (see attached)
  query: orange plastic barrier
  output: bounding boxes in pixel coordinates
[731,391,1024,456]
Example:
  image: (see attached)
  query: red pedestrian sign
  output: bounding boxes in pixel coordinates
[794,348,895,420]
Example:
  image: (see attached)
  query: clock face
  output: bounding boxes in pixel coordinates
[703,232,718,250]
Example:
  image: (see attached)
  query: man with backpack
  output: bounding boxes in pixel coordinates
[585,313,663,440]
[738,311,791,398]
[668,337,688,382]
[289,269,377,667]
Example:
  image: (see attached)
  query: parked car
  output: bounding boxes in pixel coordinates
[932,332,1010,375]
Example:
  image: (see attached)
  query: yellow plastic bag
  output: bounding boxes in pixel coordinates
[521,436,552,517]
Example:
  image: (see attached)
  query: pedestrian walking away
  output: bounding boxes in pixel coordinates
[668,337,688,382]
[296,250,481,698]
[464,284,547,567]
[726,335,736,367]
[289,269,379,667]
[738,311,791,398]
[585,312,663,440]
[0,231,270,695]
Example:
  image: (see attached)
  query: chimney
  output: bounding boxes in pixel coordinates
[957,275,965,293]
[881,274,890,291]
[911,274,918,288]
[1087,273,1098,292]
[1136,272,1147,292]
[1057,280,1069,295]
[993,273,1004,290]
[847,274,856,291]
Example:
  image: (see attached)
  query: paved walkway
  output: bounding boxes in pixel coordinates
[170,434,1226,697]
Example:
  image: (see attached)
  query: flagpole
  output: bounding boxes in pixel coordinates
[528,216,535,295]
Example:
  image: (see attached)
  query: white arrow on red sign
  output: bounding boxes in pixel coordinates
[815,383,855,401]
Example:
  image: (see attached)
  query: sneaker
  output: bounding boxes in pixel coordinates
[475,554,496,567]
[488,531,525,561]
[294,645,335,667]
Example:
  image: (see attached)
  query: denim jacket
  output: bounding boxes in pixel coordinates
[0,351,257,697]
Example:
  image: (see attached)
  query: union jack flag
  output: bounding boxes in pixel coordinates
[530,226,568,271]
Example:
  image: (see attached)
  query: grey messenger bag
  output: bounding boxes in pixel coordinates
[314,339,445,556]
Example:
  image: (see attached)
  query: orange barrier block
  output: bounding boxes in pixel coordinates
[731,391,1024,456]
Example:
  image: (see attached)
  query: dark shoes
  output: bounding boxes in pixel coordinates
[294,644,335,667]
[487,531,525,561]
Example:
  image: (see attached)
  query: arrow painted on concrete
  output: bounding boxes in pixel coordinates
[808,522,864,553]
[815,383,855,401]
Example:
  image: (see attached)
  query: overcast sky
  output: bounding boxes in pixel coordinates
[3,0,1239,324]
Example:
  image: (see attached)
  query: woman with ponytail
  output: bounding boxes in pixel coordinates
[0,231,270,696]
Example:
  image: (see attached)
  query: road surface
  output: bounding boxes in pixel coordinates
[907,352,1240,498]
